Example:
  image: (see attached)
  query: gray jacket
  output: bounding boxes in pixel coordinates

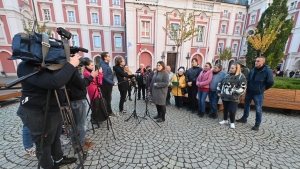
[150,71,169,105]
[210,71,227,91]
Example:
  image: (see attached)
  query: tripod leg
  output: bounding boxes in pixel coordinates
[91,121,95,134]
[107,117,116,140]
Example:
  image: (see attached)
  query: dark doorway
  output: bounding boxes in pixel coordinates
[167,53,177,73]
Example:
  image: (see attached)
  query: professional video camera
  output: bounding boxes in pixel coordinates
[131,77,138,89]
[9,27,88,69]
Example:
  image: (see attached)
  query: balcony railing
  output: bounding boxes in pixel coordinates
[135,0,158,5]
[215,0,248,6]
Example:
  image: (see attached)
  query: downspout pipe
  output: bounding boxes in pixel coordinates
[124,0,128,64]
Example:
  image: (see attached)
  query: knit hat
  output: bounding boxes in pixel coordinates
[235,60,246,67]
[177,66,185,72]
[215,64,222,70]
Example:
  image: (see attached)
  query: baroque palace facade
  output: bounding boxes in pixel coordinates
[0,0,299,75]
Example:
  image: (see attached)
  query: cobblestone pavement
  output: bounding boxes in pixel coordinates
[1,87,300,169]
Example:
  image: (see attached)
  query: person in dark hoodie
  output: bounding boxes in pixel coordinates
[136,64,147,100]
[113,57,136,113]
[236,56,274,131]
[185,58,202,113]
[235,59,249,81]
[66,57,98,151]
[100,52,118,117]
[16,54,81,169]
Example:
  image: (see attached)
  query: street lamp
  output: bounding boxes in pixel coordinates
[161,52,165,61]
[186,52,190,69]
[172,46,176,51]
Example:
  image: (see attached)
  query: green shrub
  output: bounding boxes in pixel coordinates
[272,77,300,90]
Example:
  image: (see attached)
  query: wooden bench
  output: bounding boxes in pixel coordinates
[240,88,300,110]
[0,83,21,106]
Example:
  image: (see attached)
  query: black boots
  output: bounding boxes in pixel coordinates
[197,111,204,117]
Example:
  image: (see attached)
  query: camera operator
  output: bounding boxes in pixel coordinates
[16,54,81,169]
[136,64,147,100]
[66,57,99,151]
[144,65,153,92]
[113,57,136,114]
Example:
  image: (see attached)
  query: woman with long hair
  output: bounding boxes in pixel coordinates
[83,59,103,104]
[218,64,247,129]
[171,67,186,109]
[196,62,213,117]
[149,61,169,122]
[113,57,136,114]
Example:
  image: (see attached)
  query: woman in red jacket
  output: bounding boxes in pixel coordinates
[83,59,104,104]
[196,62,213,117]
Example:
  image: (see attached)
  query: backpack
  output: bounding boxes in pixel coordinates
[91,97,108,122]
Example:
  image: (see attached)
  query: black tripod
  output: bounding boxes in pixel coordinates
[136,91,161,128]
[125,85,144,122]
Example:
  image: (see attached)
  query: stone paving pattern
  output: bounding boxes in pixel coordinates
[1,87,300,169]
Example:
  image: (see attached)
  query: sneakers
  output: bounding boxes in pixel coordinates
[109,113,117,118]
[219,120,228,124]
[252,125,259,131]
[156,118,165,122]
[153,115,159,119]
[230,123,235,129]
[236,118,247,123]
[82,141,95,151]
[54,156,77,166]
[119,110,127,114]
[60,136,70,146]
[24,147,36,157]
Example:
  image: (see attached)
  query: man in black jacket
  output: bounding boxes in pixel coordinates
[186,58,202,113]
[113,57,136,113]
[66,60,98,151]
[136,64,147,100]
[236,56,274,131]
[16,55,81,169]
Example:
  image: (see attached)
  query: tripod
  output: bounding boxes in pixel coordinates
[38,87,87,169]
[125,85,144,122]
[136,91,161,128]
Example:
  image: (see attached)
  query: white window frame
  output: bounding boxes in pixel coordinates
[141,21,150,38]
[221,25,226,33]
[90,0,97,3]
[232,44,237,53]
[114,15,121,25]
[93,36,101,48]
[113,0,120,5]
[250,15,256,24]
[0,21,7,44]
[115,37,122,51]
[218,43,224,54]
[169,23,179,40]
[68,11,75,22]
[72,34,79,46]
[196,26,204,42]
[92,13,98,23]
[290,1,298,10]
[43,9,51,21]
[235,26,240,34]
[223,10,228,17]
[238,12,242,19]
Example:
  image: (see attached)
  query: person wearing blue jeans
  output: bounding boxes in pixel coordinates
[66,59,98,150]
[196,62,213,117]
[23,125,36,156]
[208,64,226,119]
[236,56,274,131]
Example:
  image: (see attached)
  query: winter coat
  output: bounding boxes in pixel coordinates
[196,69,213,89]
[135,68,147,85]
[150,71,169,105]
[217,73,247,102]
[171,74,186,96]
[186,66,202,86]
[113,65,135,91]
[247,65,274,95]
[209,71,227,91]
[84,68,103,104]
[100,60,114,85]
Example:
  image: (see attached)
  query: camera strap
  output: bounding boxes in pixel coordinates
[41,33,50,68]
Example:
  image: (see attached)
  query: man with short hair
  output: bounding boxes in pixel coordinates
[185,58,202,112]
[236,56,274,131]
[136,64,147,100]
[100,52,118,117]
[166,65,174,105]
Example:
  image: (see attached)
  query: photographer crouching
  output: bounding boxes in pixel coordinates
[16,54,81,169]
[66,57,99,151]
[113,57,136,114]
